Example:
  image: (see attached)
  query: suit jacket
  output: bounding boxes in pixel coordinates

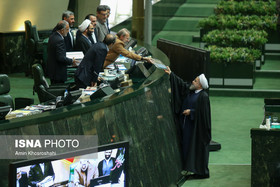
[106,20,110,33]
[75,34,93,55]
[28,163,55,187]
[92,30,99,43]
[95,20,109,42]
[17,171,28,187]
[47,32,73,82]
[75,42,108,86]
[52,26,73,51]
[74,162,99,187]
[65,31,74,51]
[104,37,142,68]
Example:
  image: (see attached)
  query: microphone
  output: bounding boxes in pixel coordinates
[114,62,120,73]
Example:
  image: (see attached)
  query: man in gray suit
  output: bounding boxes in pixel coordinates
[95,5,109,42]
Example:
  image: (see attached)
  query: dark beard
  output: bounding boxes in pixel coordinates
[87,31,92,36]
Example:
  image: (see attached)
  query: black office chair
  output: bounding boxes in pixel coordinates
[24,20,44,57]
[24,20,44,76]
[0,74,14,109]
[32,63,68,103]
[0,74,34,110]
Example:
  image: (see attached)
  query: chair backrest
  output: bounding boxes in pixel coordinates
[32,63,57,103]
[32,25,40,42]
[0,74,14,109]
[32,63,49,89]
[24,20,33,41]
[24,20,35,54]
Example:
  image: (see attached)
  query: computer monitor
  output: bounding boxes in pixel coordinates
[9,141,129,187]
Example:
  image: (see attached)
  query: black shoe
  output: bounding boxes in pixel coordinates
[187,174,209,180]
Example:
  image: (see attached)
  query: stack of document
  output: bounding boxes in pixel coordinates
[106,64,127,71]
[66,51,84,65]
[5,108,42,119]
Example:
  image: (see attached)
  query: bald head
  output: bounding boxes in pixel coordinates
[56,20,69,37]
[103,34,116,45]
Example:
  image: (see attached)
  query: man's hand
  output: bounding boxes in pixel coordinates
[164,66,171,75]
[142,57,153,63]
[91,82,97,87]
[182,109,191,116]
[72,58,79,67]
[98,77,103,82]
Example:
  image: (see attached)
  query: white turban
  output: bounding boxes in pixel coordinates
[199,74,209,89]
[78,19,91,32]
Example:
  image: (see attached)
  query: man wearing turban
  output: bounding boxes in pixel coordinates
[164,67,211,179]
[75,19,94,54]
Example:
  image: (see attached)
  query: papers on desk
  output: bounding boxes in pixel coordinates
[115,55,130,63]
[66,51,84,65]
[5,108,42,119]
[83,87,97,95]
[5,105,56,120]
[106,64,127,71]
[66,51,84,59]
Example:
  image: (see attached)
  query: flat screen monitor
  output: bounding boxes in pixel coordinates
[9,141,129,187]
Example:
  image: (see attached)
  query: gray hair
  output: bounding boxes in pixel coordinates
[62,10,74,20]
[117,28,130,38]
[56,20,69,30]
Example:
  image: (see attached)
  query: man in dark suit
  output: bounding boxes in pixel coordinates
[17,171,28,187]
[85,14,98,44]
[28,162,55,187]
[47,20,77,84]
[53,11,75,51]
[75,34,116,88]
[62,10,75,51]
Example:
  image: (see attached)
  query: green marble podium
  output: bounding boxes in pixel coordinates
[251,128,280,186]
[0,44,183,186]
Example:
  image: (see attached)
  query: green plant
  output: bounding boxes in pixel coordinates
[202,29,268,49]
[198,15,277,31]
[206,45,262,64]
[215,1,277,16]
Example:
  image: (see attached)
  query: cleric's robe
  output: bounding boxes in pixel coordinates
[169,72,211,175]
